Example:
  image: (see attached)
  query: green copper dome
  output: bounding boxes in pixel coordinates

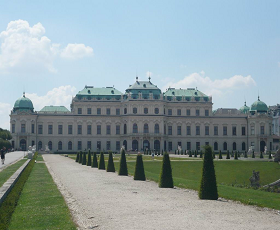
[239,102,250,114]
[250,96,268,113]
[13,93,34,111]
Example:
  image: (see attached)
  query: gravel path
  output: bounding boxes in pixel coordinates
[43,154,280,230]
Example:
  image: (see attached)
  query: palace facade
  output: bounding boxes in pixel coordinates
[10,78,276,153]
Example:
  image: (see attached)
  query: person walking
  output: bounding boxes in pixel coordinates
[1,148,5,164]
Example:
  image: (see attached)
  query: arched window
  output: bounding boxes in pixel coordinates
[154,124,159,133]
[58,141,62,150]
[48,141,53,150]
[214,142,218,151]
[242,142,246,151]
[133,107,137,114]
[133,124,138,133]
[124,124,127,134]
[233,142,236,151]
[68,141,72,150]
[223,142,227,151]
[144,108,148,114]
[144,124,149,133]
[38,141,42,150]
[155,108,159,114]
[123,140,127,150]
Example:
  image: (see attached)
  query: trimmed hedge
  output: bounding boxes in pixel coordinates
[118,148,128,176]
[107,152,115,172]
[159,153,173,188]
[92,152,98,168]
[98,152,105,170]
[134,154,146,181]
[87,150,92,166]
[0,152,37,229]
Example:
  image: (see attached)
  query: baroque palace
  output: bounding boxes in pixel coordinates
[10,77,277,153]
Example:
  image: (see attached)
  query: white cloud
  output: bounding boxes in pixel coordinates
[0,20,93,73]
[0,102,12,130]
[61,43,93,59]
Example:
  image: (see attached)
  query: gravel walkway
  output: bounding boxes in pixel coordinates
[43,154,280,230]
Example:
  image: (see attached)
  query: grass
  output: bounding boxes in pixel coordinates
[0,159,27,187]
[9,155,77,230]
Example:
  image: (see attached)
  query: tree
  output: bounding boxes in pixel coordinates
[107,151,115,172]
[79,151,83,164]
[219,150,222,159]
[75,152,79,162]
[87,150,92,166]
[260,151,264,159]
[82,151,87,165]
[199,145,218,200]
[226,150,230,159]
[159,152,173,188]
[134,154,146,181]
[98,152,105,170]
[91,152,98,168]
[234,151,238,160]
[118,148,128,176]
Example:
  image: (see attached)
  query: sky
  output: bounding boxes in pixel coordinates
[0,0,279,129]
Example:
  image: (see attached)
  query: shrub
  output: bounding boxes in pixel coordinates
[92,152,98,168]
[189,151,192,157]
[199,145,218,200]
[238,151,240,157]
[231,151,234,157]
[269,151,272,159]
[161,150,164,155]
[118,148,128,176]
[194,150,197,158]
[219,150,222,159]
[260,152,264,159]
[87,150,92,166]
[212,151,215,159]
[134,154,146,181]
[98,152,105,170]
[244,151,248,158]
[107,152,115,172]
[181,150,183,155]
[252,150,255,158]
[79,151,83,164]
[226,150,230,159]
[82,151,87,165]
[199,150,203,158]
[234,151,238,160]
[159,152,173,188]
[75,152,79,162]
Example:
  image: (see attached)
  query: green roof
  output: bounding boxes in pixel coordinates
[239,102,250,114]
[40,106,69,112]
[77,86,122,96]
[250,97,268,112]
[164,88,209,98]
[13,93,34,111]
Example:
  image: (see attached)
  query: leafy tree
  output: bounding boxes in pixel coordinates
[91,152,98,168]
[159,152,173,188]
[218,150,222,159]
[107,151,115,172]
[118,148,128,176]
[98,152,105,170]
[199,145,218,200]
[134,154,146,181]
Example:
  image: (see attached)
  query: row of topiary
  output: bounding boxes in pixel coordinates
[216,150,272,160]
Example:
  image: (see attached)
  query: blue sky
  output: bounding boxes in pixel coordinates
[0,0,279,129]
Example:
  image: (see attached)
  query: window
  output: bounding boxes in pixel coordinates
[97,141,101,151]
[214,142,218,151]
[168,109,172,115]
[38,141,42,150]
[154,124,159,133]
[78,141,82,150]
[68,141,72,150]
[78,108,82,114]
[87,141,91,150]
[116,141,120,151]
[116,108,120,115]
[242,142,246,151]
[106,108,111,115]
[97,125,101,135]
[223,126,227,136]
[133,124,138,133]
[144,124,149,133]
[144,108,148,114]
[12,124,15,133]
[97,108,101,115]
[261,125,265,135]
[87,125,91,135]
[21,124,26,133]
[38,125,43,134]
[68,125,73,134]
[187,126,191,135]
[87,108,91,114]
[106,125,111,135]
[116,125,120,135]
[106,141,111,150]
[124,124,127,134]
[205,142,209,146]
[251,126,255,135]
[155,108,159,114]
[48,125,53,134]
[168,142,172,151]
[186,109,190,116]
[124,108,127,114]
[177,109,181,116]
[242,127,246,136]
[196,142,200,150]
[196,126,200,135]
[205,126,209,135]
[205,110,209,116]
[233,142,236,151]
[133,107,137,114]
[187,142,191,150]
[58,141,62,150]
[58,125,63,135]
[214,126,218,136]
[196,109,200,116]
[232,127,236,136]
[48,141,52,150]
[164,125,166,135]
[78,125,82,135]
[251,142,255,148]
[223,142,227,151]
[168,126,172,135]
[31,124,35,133]
[177,126,181,135]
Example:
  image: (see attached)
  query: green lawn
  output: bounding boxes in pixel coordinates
[9,156,77,230]
[0,159,27,187]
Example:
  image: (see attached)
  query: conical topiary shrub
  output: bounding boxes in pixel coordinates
[92,152,98,168]
[189,151,192,157]
[219,150,222,159]
[98,152,105,170]
[79,151,83,164]
[212,151,215,159]
[199,145,218,200]
[234,151,238,160]
[199,150,203,158]
[134,154,146,181]
[159,152,173,188]
[82,151,87,165]
[226,150,230,159]
[252,150,255,158]
[75,152,79,162]
[231,151,234,158]
[260,151,264,158]
[107,151,115,172]
[238,151,240,157]
[119,148,128,176]
[194,150,197,158]
[269,151,272,159]
[244,151,248,158]
[87,150,92,166]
